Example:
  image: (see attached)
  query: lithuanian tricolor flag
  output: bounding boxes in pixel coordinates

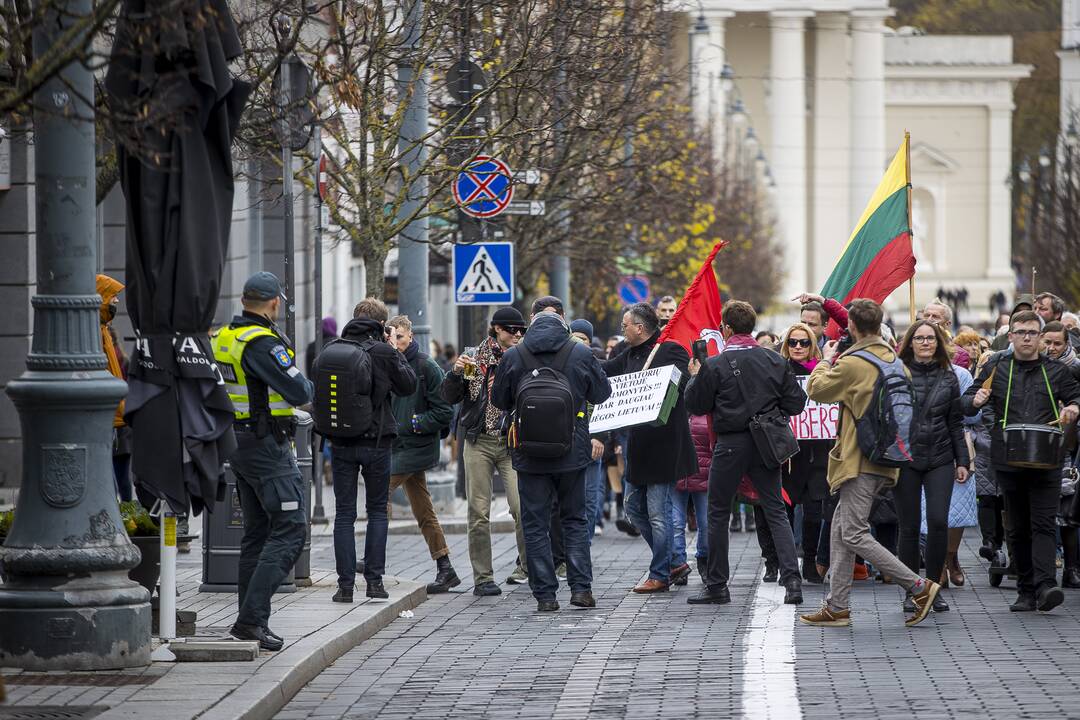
[820,134,915,306]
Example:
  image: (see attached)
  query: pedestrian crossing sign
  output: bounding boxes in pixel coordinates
[453,242,514,305]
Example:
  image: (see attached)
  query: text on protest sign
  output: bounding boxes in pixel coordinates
[789,376,838,440]
[590,365,681,434]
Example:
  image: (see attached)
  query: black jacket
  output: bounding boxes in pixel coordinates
[601,331,698,485]
[330,318,417,448]
[685,342,806,434]
[782,359,831,502]
[963,353,1080,470]
[440,337,503,442]
[492,314,612,473]
[906,361,969,471]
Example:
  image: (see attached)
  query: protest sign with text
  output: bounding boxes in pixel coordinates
[789,376,839,440]
[590,365,681,433]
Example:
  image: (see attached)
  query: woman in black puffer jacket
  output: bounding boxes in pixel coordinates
[895,320,971,613]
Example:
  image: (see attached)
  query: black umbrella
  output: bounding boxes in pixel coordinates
[105,0,249,515]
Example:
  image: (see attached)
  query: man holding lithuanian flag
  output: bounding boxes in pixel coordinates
[819,133,916,326]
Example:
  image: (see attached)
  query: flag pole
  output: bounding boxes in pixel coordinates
[905,131,915,325]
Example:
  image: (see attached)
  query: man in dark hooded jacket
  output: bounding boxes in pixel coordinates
[492,303,612,612]
[325,298,417,603]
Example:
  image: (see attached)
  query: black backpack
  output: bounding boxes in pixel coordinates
[849,350,916,468]
[512,342,577,458]
[312,338,376,439]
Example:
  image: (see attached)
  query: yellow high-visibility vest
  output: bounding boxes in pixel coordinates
[211,324,295,420]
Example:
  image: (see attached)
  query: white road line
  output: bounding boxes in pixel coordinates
[740,578,802,720]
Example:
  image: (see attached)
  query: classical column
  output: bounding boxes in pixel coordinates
[811,12,851,289]
[688,11,732,163]
[849,9,889,225]
[770,11,811,297]
[689,11,710,130]
[986,107,1014,277]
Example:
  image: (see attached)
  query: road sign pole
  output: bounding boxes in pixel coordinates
[551,56,571,315]
[311,126,327,525]
[397,0,431,351]
[280,53,296,343]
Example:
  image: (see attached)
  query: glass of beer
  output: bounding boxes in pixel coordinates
[462,347,478,378]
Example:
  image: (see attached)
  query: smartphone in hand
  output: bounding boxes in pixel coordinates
[692,339,709,366]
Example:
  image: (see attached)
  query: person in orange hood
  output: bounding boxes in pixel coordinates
[97,274,132,500]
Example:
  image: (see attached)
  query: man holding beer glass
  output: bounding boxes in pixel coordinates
[441,307,530,594]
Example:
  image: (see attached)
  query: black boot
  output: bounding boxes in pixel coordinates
[783,578,803,605]
[427,555,461,594]
[1064,568,1080,588]
[762,562,778,583]
[367,578,389,600]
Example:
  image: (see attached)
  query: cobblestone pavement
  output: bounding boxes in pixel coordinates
[281,528,1080,720]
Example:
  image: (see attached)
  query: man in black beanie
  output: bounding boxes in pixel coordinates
[441,306,530,595]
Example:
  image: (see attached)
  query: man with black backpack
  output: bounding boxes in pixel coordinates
[312,298,416,604]
[492,300,612,611]
[386,315,459,594]
[799,299,941,628]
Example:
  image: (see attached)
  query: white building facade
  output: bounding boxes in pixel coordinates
[686,1,1029,318]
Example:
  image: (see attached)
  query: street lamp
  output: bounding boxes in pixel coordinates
[0,0,150,669]
[720,63,735,93]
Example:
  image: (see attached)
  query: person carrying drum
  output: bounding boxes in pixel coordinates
[964,309,1080,613]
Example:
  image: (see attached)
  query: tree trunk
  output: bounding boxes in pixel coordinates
[363,246,388,300]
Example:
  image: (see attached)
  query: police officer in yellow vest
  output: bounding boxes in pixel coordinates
[214,272,313,651]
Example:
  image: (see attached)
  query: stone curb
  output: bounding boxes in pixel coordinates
[195,580,426,720]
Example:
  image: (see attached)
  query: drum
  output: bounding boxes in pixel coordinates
[1003,424,1064,470]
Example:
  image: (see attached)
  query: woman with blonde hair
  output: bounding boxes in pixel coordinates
[754,323,831,584]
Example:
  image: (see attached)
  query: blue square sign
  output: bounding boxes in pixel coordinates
[453,242,514,305]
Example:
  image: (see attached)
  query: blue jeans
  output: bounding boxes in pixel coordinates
[517,469,592,601]
[331,443,391,588]
[624,481,674,581]
[671,488,709,566]
[584,460,605,542]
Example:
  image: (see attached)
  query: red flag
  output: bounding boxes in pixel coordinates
[658,241,727,355]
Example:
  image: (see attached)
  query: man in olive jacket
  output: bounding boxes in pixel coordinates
[800,299,940,629]
[387,316,459,594]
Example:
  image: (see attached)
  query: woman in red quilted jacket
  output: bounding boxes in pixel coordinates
[671,414,712,584]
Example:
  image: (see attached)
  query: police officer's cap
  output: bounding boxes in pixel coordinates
[243,272,287,302]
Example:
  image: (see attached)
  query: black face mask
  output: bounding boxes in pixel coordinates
[659,318,669,328]
[101,304,117,323]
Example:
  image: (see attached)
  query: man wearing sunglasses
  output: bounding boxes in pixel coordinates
[442,306,530,595]
[964,310,1080,612]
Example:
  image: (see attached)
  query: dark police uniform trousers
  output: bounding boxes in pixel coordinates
[232,429,306,629]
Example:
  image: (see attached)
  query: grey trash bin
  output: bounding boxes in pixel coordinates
[199,415,314,594]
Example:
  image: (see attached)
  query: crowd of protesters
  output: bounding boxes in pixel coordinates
[97,276,1080,636]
